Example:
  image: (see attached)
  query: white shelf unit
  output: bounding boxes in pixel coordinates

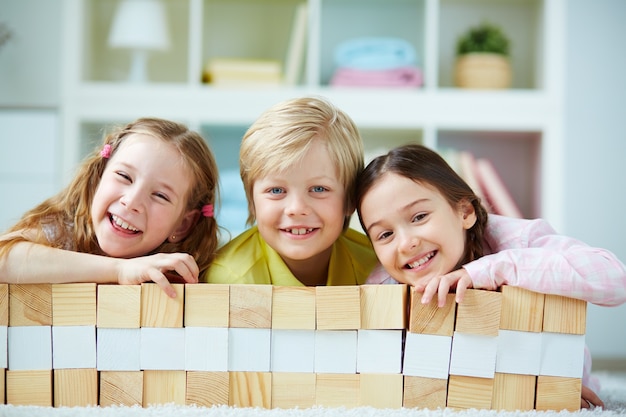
[60,0,565,233]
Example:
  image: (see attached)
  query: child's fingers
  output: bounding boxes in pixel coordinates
[146,269,178,298]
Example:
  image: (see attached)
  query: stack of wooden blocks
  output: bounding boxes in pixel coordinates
[0,282,586,410]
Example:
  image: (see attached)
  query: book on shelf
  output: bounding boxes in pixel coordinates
[203,58,283,86]
[283,3,308,86]
[474,157,523,218]
[457,150,488,206]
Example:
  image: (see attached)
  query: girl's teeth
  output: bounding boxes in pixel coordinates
[112,215,139,232]
[408,252,434,269]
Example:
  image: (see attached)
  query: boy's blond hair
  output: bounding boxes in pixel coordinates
[239,96,364,227]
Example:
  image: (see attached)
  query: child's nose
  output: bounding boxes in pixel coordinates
[399,232,419,253]
[120,188,145,213]
[285,192,310,216]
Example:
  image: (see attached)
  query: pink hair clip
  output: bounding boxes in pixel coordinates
[100,144,112,159]
[202,204,214,218]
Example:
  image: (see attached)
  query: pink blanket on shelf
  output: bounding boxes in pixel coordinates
[330,66,423,88]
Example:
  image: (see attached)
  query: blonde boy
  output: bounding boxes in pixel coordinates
[204,96,377,286]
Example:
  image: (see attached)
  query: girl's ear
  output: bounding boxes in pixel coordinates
[459,199,477,230]
[168,209,201,242]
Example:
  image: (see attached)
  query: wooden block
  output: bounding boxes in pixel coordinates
[271,286,315,329]
[314,330,357,374]
[99,371,143,407]
[97,285,141,328]
[356,329,403,374]
[408,288,455,336]
[229,371,271,408]
[228,328,271,372]
[140,283,184,328]
[186,371,229,407]
[97,328,141,371]
[271,372,315,409]
[403,333,452,379]
[0,325,7,368]
[6,369,53,406]
[455,289,501,336]
[185,327,229,371]
[543,294,586,335]
[492,373,536,411]
[536,375,581,412]
[449,332,498,378]
[0,283,8,326]
[140,327,186,370]
[316,286,360,330]
[229,284,272,328]
[360,284,407,329]
[500,285,544,332]
[8,325,52,370]
[9,284,52,326]
[495,329,542,375]
[52,283,97,326]
[143,370,186,406]
[447,375,493,410]
[359,373,403,408]
[53,368,98,407]
[270,329,315,373]
[403,376,447,409]
[184,283,229,327]
[316,373,360,408]
[52,325,96,369]
[540,332,585,377]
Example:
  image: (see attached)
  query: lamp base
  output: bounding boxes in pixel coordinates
[127,49,149,83]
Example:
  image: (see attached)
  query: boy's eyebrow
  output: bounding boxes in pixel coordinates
[365,198,430,234]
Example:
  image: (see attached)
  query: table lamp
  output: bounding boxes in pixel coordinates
[108,0,170,83]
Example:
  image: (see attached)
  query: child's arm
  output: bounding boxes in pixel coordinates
[0,241,198,298]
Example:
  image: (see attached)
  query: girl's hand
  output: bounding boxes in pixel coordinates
[420,267,474,307]
[581,385,604,409]
[117,253,199,298]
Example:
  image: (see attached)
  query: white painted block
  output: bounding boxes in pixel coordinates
[357,329,403,374]
[52,325,96,369]
[0,325,7,368]
[8,326,52,370]
[140,327,186,370]
[403,333,452,379]
[271,329,315,373]
[97,328,141,371]
[228,328,271,372]
[496,329,542,375]
[449,331,498,378]
[540,332,585,378]
[314,330,357,374]
[185,327,229,371]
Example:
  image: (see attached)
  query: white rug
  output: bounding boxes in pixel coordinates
[0,372,624,417]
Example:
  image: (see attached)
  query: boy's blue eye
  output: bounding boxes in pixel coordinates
[269,187,284,195]
[311,186,326,193]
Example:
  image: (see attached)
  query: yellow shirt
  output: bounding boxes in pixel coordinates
[204,226,377,286]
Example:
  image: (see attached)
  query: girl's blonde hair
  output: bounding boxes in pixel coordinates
[0,118,220,275]
[239,96,364,227]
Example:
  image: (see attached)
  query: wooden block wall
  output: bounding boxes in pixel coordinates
[0,283,586,410]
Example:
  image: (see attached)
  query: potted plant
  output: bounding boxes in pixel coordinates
[454,22,512,89]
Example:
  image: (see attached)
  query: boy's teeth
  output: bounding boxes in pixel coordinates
[289,228,312,235]
[407,252,434,269]
[112,214,139,232]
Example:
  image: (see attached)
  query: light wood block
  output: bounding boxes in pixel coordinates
[408,289,455,336]
[495,329,542,375]
[455,289,502,336]
[447,375,494,410]
[143,370,186,406]
[540,332,585,377]
[314,330,357,374]
[500,285,544,332]
[316,373,359,408]
[229,284,272,328]
[8,325,52,370]
[543,294,587,335]
[52,283,96,326]
[185,327,229,371]
[53,368,98,407]
[359,373,403,408]
[52,325,96,369]
[140,327,186,370]
[0,283,9,326]
[97,328,141,371]
[271,286,315,330]
[356,329,403,374]
[360,284,407,330]
[9,284,52,326]
[228,328,271,372]
[271,372,315,409]
[140,283,184,328]
[186,371,229,407]
[270,329,315,373]
[403,376,447,409]
[492,373,536,411]
[6,369,53,406]
[536,375,581,412]
[449,332,498,378]
[403,333,452,379]
[97,285,141,329]
[316,286,360,330]
[184,283,229,327]
[229,371,271,408]
[99,371,143,407]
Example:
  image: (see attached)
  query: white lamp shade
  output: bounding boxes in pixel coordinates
[108,0,170,50]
